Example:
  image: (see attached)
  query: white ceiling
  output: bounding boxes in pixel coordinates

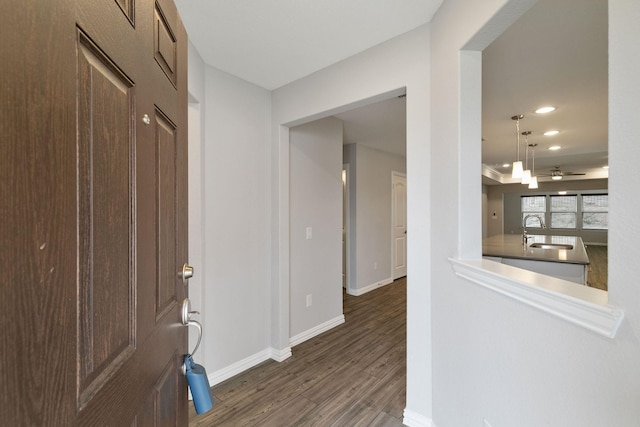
[482,0,608,183]
[334,95,407,157]
[174,0,444,90]
[175,0,608,181]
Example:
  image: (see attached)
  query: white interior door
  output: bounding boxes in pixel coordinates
[392,172,407,279]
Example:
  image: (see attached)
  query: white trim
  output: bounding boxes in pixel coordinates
[207,348,272,386]
[343,163,351,293]
[197,346,292,393]
[289,314,345,347]
[270,346,292,362]
[403,408,436,427]
[449,258,624,338]
[347,277,394,296]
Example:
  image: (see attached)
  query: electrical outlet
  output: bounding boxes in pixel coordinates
[373,262,378,270]
[305,227,312,239]
[306,294,312,307]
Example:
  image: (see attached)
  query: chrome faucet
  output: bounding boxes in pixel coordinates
[522,214,546,244]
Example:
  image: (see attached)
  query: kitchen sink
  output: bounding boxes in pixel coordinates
[529,243,573,250]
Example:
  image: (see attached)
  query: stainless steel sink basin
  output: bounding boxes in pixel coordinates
[529,243,573,250]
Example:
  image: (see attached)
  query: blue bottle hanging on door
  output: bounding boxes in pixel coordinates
[181,298,214,414]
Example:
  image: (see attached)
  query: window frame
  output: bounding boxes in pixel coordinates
[519,191,608,232]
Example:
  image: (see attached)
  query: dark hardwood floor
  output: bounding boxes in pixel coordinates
[189,278,407,426]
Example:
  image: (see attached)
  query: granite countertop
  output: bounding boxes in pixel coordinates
[482,234,590,265]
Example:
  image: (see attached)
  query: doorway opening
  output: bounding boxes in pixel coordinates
[287,91,408,419]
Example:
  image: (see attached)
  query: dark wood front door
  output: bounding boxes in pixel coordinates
[1,0,189,425]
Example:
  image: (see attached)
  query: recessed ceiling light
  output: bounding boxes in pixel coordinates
[603,165,609,169]
[558,191,567,195]
[548,145,562,150]
[502,163,510,168]
[544,130,560,136]
[536,106,556,114]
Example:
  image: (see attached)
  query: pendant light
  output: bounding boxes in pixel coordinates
[511,114,524,179]
[521,131,532,184]
[528,143,539,189]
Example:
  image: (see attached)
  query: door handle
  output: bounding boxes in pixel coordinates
[181,298,202,357]
[181,298,199,325]
[179,263,194,283]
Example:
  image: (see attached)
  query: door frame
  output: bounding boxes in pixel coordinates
[342,164,351,292]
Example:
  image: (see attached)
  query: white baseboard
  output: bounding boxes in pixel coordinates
[207,348,272,386]
[195,315,346,394]
[289,314,345,347]
[403,408,436,427]
[347,277,394,296]
[270,346,292,362]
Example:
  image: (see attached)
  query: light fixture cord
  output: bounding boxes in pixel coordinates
[531,145,535,175]
[515,118,521,161]
[524,133,529,169]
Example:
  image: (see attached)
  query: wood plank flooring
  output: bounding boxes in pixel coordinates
[189,278,407,426]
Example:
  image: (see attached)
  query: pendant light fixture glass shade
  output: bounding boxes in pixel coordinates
[511,115,524,179]
[528,176,539,189]
[520,131,532,184]
[512,161,523,179]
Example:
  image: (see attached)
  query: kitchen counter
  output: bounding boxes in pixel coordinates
[483,234,589,284]
[483,234,589,265]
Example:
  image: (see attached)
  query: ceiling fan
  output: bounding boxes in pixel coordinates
[539,166,586,180]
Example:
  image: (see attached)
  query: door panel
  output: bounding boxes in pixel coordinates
[154,3,178,87]
[2,0,189,425]
[155,108,179,321]
[115,0,135,23]
[76,28,137,406]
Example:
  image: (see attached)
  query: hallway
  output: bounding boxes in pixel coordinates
[189,278,407,426]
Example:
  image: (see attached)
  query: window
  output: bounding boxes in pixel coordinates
[521,196,545,228]
[550,195,577,229]
[519,192,608,231]
[582,194,608,230]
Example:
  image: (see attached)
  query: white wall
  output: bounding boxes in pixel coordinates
[270,24,432,424]
[289,117,344,340]
[430,1,640,426]
[203,66,272,373]
[482,184,489,239]
[187,46,274,381]
[345,144,406,294]
[186,40,206,363]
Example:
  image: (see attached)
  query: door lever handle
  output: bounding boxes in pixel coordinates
[181,298,200,325]
[181,298,203,357]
